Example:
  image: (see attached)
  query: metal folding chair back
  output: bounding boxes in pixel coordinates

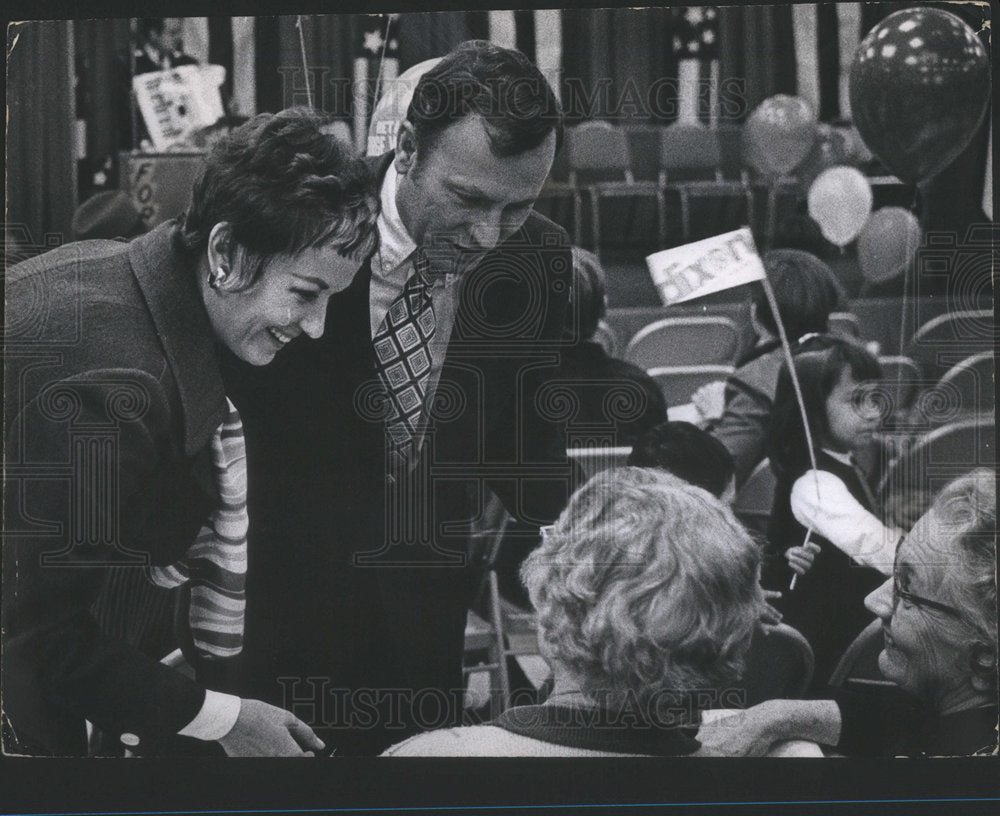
[624,315,741,369]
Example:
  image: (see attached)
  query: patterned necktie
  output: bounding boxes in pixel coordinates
[149,398,247,659]
[372,249,437,471]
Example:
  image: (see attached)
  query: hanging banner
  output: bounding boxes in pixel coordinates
[646,227,766,306]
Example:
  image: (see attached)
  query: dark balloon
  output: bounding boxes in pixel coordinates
[849,8,990,183]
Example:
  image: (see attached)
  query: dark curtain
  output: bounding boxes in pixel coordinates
[717,4,797,121]
[397,12,473,70]
[560,7,676,124]
[277,15,362,117]
[73,19,131,186]
[7,21,76,250]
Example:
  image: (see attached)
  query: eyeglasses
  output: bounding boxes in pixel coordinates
[891,543,964,619]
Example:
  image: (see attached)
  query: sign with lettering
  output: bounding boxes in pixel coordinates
[646,227,766,306]
[132,65,226,151]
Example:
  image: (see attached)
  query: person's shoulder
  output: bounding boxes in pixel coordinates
[731,347,783,397]
[502,210,570,252]
[381,725,524,757]
[7,238,130,285]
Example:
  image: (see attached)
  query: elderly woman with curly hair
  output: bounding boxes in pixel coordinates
[699,469,997,757]
[383,467,767,756]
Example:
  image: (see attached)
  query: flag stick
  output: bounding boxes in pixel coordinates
[760,275,820,592]
[295,16,313,110]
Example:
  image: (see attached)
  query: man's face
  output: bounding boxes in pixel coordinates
[393,115,556,259]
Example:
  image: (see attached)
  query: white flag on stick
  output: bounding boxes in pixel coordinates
[647,228,820,590]
[646,227,766,306]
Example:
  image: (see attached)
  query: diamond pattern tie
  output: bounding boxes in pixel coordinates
[373,249,437,471]
[148,398,248,659]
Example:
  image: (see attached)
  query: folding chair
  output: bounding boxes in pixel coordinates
[591,319,621,357]
[876,355,922,420]
[731,623,815,706]
[937,351,995,416]
[828,311,862,339]
[658,124,754,245]
[623,315,741,369]
[906,309,995,381]
[877,415,995,529]
[566,120,659,254]
[732,458,777,537]
[828,619,895,690]
[648,365,735,407]
[463,493,544,718]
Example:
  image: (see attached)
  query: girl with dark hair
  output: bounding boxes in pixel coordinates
[764,335,902,689]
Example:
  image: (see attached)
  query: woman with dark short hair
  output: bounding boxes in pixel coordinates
[3,109,379,756]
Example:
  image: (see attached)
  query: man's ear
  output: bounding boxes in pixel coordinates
[394,121,418,175]
[206,222,233,277]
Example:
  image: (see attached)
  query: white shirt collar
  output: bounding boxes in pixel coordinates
[821,448,854,466]
[376,161,417,274]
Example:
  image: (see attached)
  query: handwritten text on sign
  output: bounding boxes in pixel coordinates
[646,228,766,305]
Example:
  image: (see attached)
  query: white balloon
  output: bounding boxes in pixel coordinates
[807,166,874,247]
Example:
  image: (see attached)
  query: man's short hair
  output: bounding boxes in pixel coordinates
[753,249,842,343]
[406,40,564,158]
[628,421,735,498]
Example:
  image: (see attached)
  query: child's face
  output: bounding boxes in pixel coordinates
[824,369,882,452]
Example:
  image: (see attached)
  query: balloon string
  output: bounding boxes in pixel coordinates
[372,15,393,114]
[296,15,313,110]
[897,187,920,393]
[763,274,818,592]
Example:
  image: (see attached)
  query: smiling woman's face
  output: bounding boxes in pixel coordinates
[203,245,362,366]
[865,510,970,703]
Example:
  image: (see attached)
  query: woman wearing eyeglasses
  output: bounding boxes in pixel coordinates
[698,469,997,757]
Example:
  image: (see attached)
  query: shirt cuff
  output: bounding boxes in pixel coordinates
[177,690,242,741]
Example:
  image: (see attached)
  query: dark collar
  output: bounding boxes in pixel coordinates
[919,704,999,756]
[492,705,701,756]
[128,220,226,456]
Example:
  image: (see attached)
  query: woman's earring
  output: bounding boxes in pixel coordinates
[209,265,229,290]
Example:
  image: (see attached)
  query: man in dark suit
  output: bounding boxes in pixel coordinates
[221,41,576,755]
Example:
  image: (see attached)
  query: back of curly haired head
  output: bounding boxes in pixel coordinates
[406,40,564,158]
[180,108,380,290]
[521,467,764,718]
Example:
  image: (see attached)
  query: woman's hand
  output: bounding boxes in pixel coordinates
[759,589,783,627]
[785,541,821,576]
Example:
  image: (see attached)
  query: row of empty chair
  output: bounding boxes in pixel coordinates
[604,311,861,369]
[599,309,992,419]
[538,119,900,252]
